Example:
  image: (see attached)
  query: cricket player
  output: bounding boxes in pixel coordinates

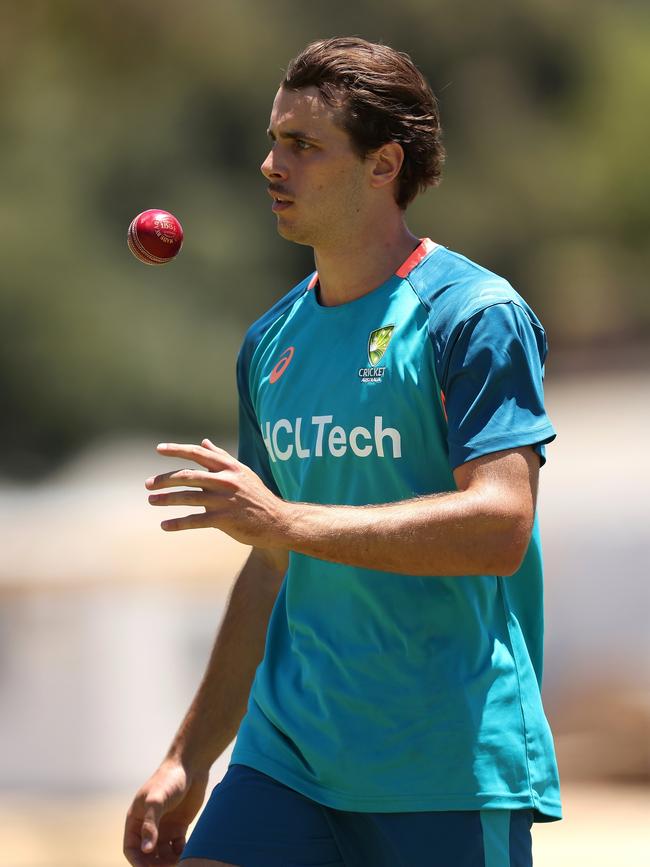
[124,36,561,867]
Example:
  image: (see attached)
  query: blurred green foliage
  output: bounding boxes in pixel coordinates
[1,0,648,477]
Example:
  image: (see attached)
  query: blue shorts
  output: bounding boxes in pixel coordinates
[181,764,534,866]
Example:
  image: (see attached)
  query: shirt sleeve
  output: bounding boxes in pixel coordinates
[236,344,281,496]
[442,301,556,469]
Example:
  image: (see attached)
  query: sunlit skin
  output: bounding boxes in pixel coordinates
[145,438,538,577]
[124,85,542,867]
[261,85,420,307]
[261,86,369,249]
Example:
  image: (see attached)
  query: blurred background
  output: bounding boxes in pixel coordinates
[1,1,648,864]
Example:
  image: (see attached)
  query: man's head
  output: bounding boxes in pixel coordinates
[261,37,444,248]
[282,37,444,210]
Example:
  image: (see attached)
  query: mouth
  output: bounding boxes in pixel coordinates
[268,189,294,213]
[272,200,292,214]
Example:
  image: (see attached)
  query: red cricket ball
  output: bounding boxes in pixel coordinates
[127,209,183,265]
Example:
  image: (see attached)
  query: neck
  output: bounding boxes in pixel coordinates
[312,211,419,307]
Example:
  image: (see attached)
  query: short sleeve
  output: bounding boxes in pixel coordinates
[236,344,281,496]
[442,301,556,469]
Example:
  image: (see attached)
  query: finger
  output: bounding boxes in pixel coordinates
[124,817,152,867]
[140,801,162,854]
[201,437,229,453]
[159,821,189,860]
[155,838,180,866]
[123,845,151,867]
[145,469,226,491]
[172,835,187,855]
[148,490,216,507]
[151,818,189,865]
[161,512,221,532]
[123,845,152,867]
[156,442,232,468]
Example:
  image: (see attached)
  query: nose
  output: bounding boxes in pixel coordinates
[260,145,288,181]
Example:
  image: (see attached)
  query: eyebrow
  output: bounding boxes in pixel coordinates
[267,128,320,143]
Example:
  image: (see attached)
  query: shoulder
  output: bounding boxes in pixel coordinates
[407,245,546,372]
[409,245,541,329]
[238,273,313,374]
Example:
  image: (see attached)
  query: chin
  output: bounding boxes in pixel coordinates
[276,220,315,247]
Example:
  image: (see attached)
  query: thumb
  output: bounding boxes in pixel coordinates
[140,800,162,853]
[202,437,218,451]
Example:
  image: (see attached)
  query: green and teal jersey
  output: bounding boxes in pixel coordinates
[231,239,562,821]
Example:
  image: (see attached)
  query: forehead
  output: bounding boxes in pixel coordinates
[268,85,346,139]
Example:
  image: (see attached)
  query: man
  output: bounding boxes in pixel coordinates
[124,37,561,867]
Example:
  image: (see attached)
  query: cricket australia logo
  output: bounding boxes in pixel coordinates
[358,325,395,383]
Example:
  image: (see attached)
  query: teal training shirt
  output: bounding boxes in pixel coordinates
[231,239,562,821]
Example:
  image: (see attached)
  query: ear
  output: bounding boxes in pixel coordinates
[367,142,404,191]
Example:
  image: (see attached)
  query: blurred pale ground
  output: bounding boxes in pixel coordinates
[0,365,648,866]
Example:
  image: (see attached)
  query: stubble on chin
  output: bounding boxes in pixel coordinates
[275,215,317,247]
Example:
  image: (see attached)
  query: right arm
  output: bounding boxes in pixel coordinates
[123,545,287,866]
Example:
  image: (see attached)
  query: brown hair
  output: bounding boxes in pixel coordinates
[282,37,445,209]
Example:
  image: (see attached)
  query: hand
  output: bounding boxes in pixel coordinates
[145,439,289,548]
[123,760,209,866]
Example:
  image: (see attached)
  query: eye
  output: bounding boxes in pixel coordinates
[294,139,312,151]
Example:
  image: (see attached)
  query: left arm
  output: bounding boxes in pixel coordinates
[146,439,539,578]
[280,445,538,576]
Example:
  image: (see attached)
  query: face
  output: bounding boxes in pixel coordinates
[261,86,370,248]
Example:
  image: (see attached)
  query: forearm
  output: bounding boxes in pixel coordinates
[166,547,285,772]
[283,488,530,577]
[148,442,537,578]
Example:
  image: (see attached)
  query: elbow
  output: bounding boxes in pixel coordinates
[497,552,526,578]
[493,514,534,576]
[471,493,534,576]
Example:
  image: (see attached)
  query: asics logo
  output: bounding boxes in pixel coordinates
[262,415,402,462]
[269,346,295,384]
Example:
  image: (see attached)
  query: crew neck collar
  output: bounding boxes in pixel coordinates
[306,238,438,302]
